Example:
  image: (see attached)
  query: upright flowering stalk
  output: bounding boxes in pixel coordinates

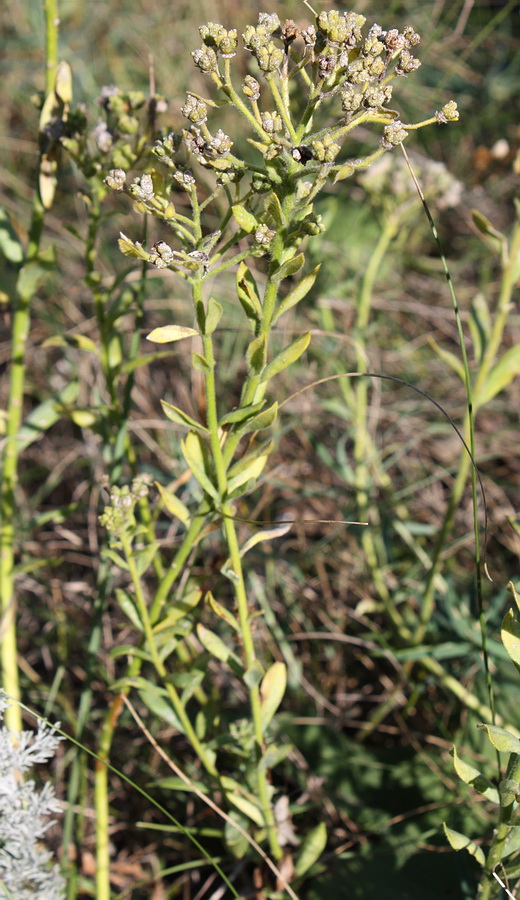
[99,9,457,883]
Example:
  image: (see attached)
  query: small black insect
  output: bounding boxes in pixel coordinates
[291,145,314,165]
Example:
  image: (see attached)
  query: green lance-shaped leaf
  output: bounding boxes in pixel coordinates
[220,401,266,428]
[260,661,287,731]
[469,292,491,364]
[246,333,267,376]
[147,324,199,343]
[294,822,328,877]
[226,453,269,495]
[155,482,190,527]
[134,541,158,577]
[203,297,223,335]
[472,209,507,259]
[225,811,250,859]
[181,431,219,500]
[196,624,243,674]
[428,336,465,384]
[240,522,292,558]
[266,191,284,226]
[271,251,305,283]
[243,660,265,689]
[502,608,520,674]
[138,684,186,734]
[17,245,57,300]
[450,746,500,804]
[16,381,78,452]
[333,161,355,183]
[192,352,213,374]
[236,401,278,436]
[115,588,143,631]
[443,824,485,868]
[477,724,520,755]
[273,264,320,323]
[226,439,273,481]
[221,777,265,827]
[206,590,240,633]
[118,232,150,261]
[476,344,520,407]
[153,589,202,632]
[0,205,24,264]
[43,333,99,354]
[261,332,311,383]
[232,204,258,233]
[161,400,209,434]
[236,262,262,327]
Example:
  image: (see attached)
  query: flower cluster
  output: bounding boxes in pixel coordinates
[99,474,153,539]
[0,693,65,899]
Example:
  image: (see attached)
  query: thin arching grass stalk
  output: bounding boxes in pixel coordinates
[0,0,60,733]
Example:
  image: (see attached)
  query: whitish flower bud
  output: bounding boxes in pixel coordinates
[436,101,459,123]
[403,26,421,47]
[318,54,337,79]
[258,13,281,34]
[149,241,175,268]
[395,50,421,75]
[219,30,238,58]
[261,110,283,134]
[183,128,207,157]
[93,121,113,152]
[301,24,316,47]
[381,121,408,148]
[364,85,393,108]
[210,129,233,155]
[130,173,154,202]
[243,75,261,101]
[385,29,407,51]
[181,94,208,124]
[192,45,218,74]
[174,169,196,188]
[200,22,227,47]
[255,224,276,245]
[256,42,285,73]
[104,168,127,191]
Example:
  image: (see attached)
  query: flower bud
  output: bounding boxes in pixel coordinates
[436,101,459,123]
[104,168,126,191]
[181,94,208,124]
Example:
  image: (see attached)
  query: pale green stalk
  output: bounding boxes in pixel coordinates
[0,0,59,733]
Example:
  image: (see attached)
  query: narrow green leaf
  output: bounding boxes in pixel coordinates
[236,402,278,435]
[155,482,190,527]
[502,608,520,673]
[243,660,264,689]
[443,824,485,868]
[219,401,265,427]
[246,334,267,376]
[266,191,284,226]
[450,747,500,804]
[469,292,491,364]
[16,381,78,452]
[476,344,520,407]
[181,432,219,500]
[274,265,320,322]
[428,336,465,383]
[477,724,520,754]
[192,352,213,373]
[154,589,202,632]
[147,325,198,343]
[240,523,291,558]
[225,811,250,859]
[261,332,311,383]
[152,776,209,794]
[0,206,24,264]
[109,644,153,662]
[17,245,57,300]
[226,440,273,480]
[118,232,150,260]
[206,590,240,632]
[43,333,98,354]
[204,297,223,335]
[227,454,268,494]
[103,548,129,571]
[259,743,293,771]
[115,588,143,630]
[260,661,287,730]
[196,624,243,671]
[120,351,174,374]
[472,210,507,258]
[134,542,158,577]
[272,252,304,283]
[294,822,327,877]
[236,262,262,326]
[333,161,355,183]
[161,400,208,434]
[232,204,258,233]
[139,686,186,734]
[225,791,265,827]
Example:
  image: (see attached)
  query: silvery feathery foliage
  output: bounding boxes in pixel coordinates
[0,692,65,900]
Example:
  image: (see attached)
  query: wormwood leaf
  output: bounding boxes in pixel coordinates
[260,662,287,731]
[443,824,485,868]
[155,482,190,527]
[477,724,520,754]
[246,334,267,375]
[501,608,520,674]
[450,746,499,804]
[272,252,305,283]
[181,432,219,500]
[115,588,143,631]
[161,400,209,434]
[236,402,278,435]
[294,821,327,877]
[261,332,311,383]
[476,344,520,407]
[206,590,240,632]
[274,265,320,322]
[147,325,198,343]
[232,204,258,233]
[240,522,292,558]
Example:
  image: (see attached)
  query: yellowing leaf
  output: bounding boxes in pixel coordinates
[160,400,208,434]
[260,661,287,730]
[155,482,190,526]
[147,325,198,343]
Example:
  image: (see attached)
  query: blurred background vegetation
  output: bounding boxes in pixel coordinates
[1,1,519,897]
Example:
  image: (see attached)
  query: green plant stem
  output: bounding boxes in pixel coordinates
[418,216,520,638]
[0,0,59,733]
[478,754,520,900]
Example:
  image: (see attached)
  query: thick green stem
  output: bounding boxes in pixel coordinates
[0,0,59,733]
